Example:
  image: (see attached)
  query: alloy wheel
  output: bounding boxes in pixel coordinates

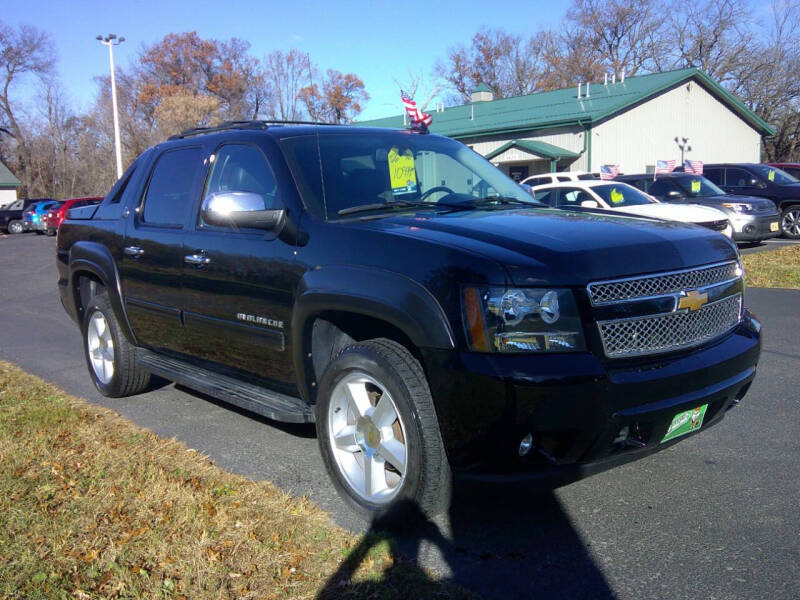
[87,311,115,384]
[327,371,408,504]
[782,208,800,237]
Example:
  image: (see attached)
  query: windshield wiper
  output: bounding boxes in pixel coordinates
[338,199,462,216]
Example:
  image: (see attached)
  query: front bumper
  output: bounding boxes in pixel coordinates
[731,213,781,241]
[422,311,761,479]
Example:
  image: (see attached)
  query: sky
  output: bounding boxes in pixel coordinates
[2,0,777,122]
[2,0,567,120]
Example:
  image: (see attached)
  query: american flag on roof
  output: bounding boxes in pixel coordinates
[655,159,677,174]
[600,165,619,180]
[684,159,703,174]
[401,90,433,128]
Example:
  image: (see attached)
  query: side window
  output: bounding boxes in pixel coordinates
[704,168,723,185]
[648,179,678,197]
[625,179,648,192]
[141,147,202,226]
[557,188,592,207]
[725,168,754,188]
[533,189,554,205]
[200,145,279,229]
[556,176,571,182]
[9,199,23,210]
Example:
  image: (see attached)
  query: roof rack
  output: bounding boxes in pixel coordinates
[168,119,342,140]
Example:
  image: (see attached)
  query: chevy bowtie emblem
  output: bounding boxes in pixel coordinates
[678,290,708,312]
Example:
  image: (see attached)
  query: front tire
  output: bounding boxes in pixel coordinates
[316,338,451,519]
[781,205,800,239]
[7,220,23,234]
[82,292,150,397]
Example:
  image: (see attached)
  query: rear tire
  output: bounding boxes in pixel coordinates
[781,205,800,239]
[7,220,23,234]
[82,292,150,397]
[316,338,451,520]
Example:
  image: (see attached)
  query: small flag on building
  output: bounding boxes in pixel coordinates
[401,90,433,129]
[600,165,619,180]
[684,159,703,174]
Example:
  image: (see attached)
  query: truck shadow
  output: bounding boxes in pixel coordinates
[318,485,615,599]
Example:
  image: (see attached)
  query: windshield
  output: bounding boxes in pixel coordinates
[750,164,798,185]
[673,175,725,197]
[280,131,538,219]
[592,183,655,207]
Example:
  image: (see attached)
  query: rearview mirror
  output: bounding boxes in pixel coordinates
[202,191,284,231]
[748,178,766,188]
[580,199,600,208]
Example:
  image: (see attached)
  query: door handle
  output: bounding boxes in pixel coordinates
[123,246,144,258]
[184,252,211,266]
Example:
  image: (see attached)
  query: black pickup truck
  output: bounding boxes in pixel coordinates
[57,121,761,518]
[1,198,37,234]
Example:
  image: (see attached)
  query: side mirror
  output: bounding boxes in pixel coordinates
[202,191,284,231]
[580,199,600,208]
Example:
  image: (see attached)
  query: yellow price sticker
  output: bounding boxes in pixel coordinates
[768,170,775,182]
[610,188,624,204]
[691,179,701,193]
[388,147,418,195]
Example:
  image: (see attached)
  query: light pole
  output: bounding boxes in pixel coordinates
[674,136,691,165]
[97,34,125,179]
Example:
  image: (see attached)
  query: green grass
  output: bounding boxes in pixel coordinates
[0,362,473,600]
[742,245,800,289]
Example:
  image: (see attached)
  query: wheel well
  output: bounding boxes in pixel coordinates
[74,273,106,321]
[306,312,422,402]
[780,201,800,211]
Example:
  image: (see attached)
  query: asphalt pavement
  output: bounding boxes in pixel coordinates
[1,233,798,599]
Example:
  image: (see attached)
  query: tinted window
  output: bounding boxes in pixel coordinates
[109,161,138,204]
[142,147,202,226]
[673,175,725,197]
[783,166,800,179]
[8,200,23,210]
[750,164,797,184]
[725,168,754,188]
[623,178,648,192]
[648,179,680,197]
[556,176,571,182]
[533,189,554,205]
[704,168,723,185]
[557,187,594,207]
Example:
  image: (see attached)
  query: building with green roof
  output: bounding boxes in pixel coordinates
[359,68,773,181]
[0,160,22,208]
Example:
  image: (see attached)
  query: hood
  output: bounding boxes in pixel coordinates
[697,195,778,213]
[357,207,738,286]
[611,202,726,223]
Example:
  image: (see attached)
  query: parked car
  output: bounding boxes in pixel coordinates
[0,198,38,234]
[23,200,60,234]
[521,171,597,187]
[767,162,800,180]
[617,173,780,243]
[702,163,800,239]
[530,180,733,238]
[57,121,760,519]
[43,197,103,236]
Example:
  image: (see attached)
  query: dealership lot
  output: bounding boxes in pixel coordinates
[0,233,798,599]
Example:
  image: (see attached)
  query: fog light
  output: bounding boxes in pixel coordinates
[518,433,533,456]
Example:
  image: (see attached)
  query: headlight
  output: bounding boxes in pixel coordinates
[462,287,586,352]
[722,202,750,213]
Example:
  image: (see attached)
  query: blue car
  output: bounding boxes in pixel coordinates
[22,199,60,234]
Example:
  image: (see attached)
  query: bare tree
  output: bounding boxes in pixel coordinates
[0,21,55,194]
[261,49,310,120]
[435,28,550,101]
[564,0,667,76]
[299,69,369,124]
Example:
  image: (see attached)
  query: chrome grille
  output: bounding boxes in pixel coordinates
[598,294,742,358]
[588,261,740,305]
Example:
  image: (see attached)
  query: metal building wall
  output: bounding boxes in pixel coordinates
[591,82,761,173]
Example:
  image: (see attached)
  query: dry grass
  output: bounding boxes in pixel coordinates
[0,362,471,600]
[741,245,800,289]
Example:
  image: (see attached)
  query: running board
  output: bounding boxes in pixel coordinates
[137,349,314,423]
